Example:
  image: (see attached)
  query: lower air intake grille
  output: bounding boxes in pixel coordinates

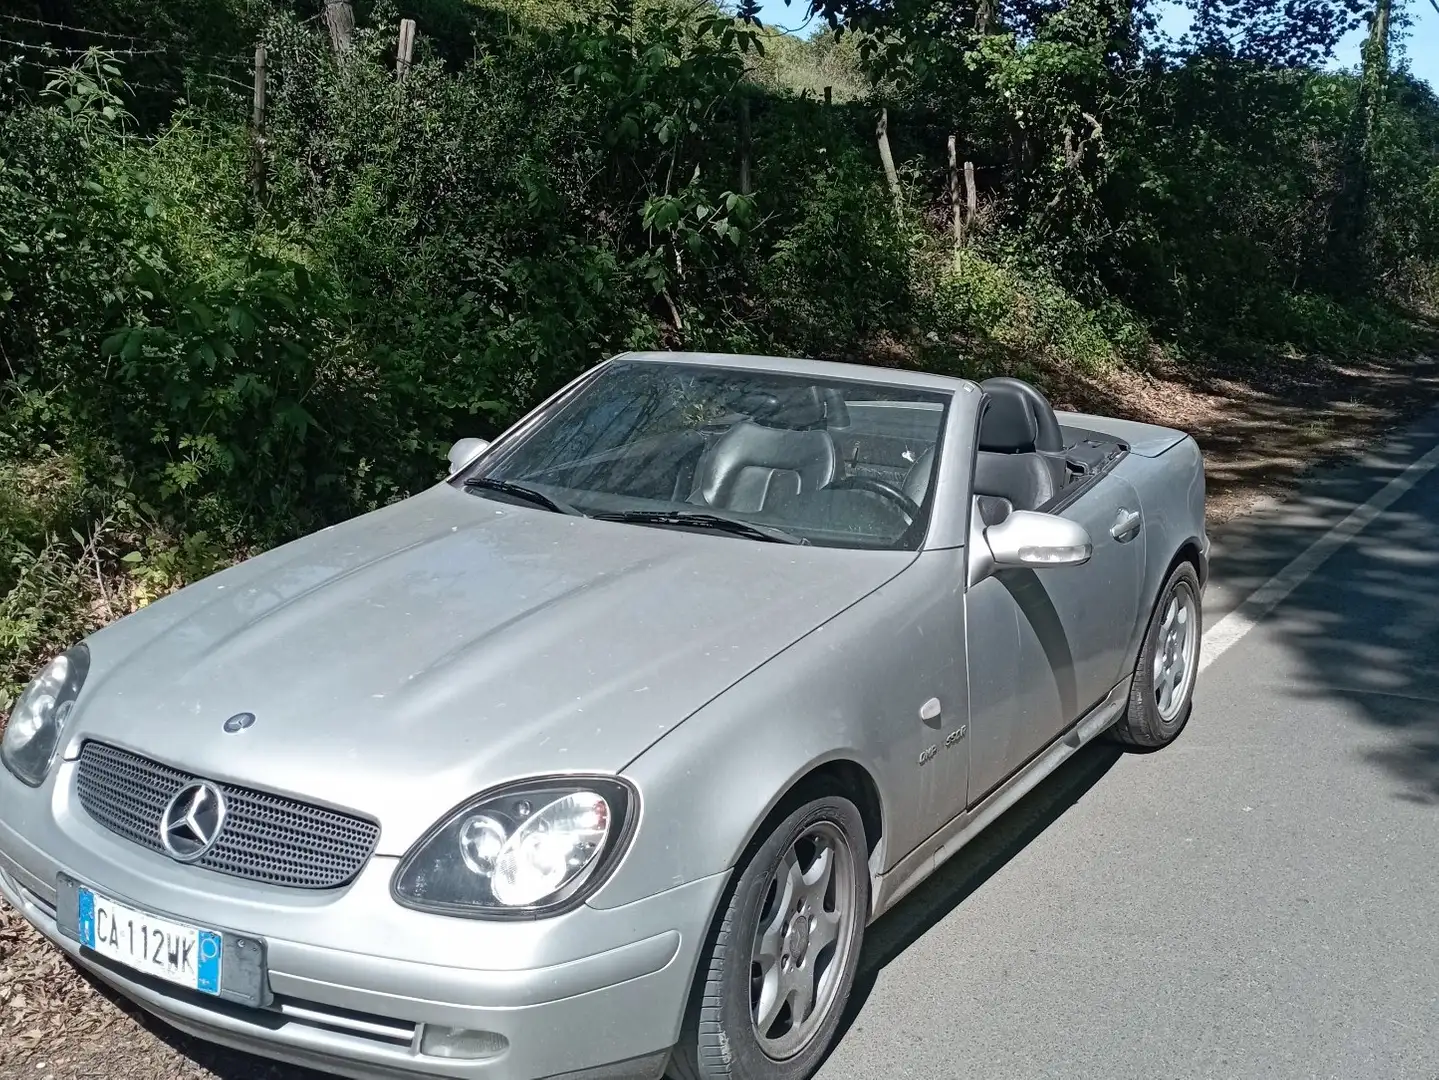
[75,741,380,890]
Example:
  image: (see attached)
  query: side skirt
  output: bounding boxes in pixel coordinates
[869,676,1130,921]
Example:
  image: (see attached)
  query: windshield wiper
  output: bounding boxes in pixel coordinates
[463,477,582,515]
[592,509,806,545]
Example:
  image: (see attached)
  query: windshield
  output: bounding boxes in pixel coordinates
[460,361,950,550]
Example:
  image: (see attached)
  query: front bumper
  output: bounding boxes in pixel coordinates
[0,762,726,1080]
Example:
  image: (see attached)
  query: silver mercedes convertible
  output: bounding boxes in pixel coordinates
[0,351,1208,1080]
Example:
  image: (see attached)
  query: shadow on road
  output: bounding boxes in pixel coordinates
[828,740,1124,1057]
[1206,414,1439,807]
[1280,514,1439,806]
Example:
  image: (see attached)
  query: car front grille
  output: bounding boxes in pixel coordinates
[74,741,381,890]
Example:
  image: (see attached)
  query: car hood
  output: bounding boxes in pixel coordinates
[66,485,913,854]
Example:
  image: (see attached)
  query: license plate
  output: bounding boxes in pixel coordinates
[77,887,222,996]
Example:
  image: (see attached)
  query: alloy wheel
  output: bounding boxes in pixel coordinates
[1152,580,1199,723]
[749,819,858,1060]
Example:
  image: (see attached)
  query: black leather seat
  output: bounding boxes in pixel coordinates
[690,421,840,513]
[688,385,845,512]
[973,394,1057,511]
[902,444,936,506]
[901,377,1068,513]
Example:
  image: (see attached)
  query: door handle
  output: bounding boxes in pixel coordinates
[1111,509,1142,542]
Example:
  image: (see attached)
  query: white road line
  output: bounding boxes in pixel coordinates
[1199,433,1439,673]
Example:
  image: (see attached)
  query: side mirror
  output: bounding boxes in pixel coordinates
[984,510,1092,570]
[447,437,490,475]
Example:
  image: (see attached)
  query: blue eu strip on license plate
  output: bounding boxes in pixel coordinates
[77,886,222,996]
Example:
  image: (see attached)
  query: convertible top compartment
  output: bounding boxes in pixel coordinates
[1057,411,1189,458]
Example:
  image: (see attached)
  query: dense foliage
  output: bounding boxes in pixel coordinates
[2,0,1438,699]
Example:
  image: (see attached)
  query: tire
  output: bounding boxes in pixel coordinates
[668,790,869,1080]
[1109,559,1202,750]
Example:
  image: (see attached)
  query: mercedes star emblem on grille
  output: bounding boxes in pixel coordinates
[159,781,227,861]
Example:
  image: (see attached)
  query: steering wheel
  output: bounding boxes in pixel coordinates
[826,474,921,523]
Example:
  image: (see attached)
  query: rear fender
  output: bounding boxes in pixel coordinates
[1113,434,1208,670]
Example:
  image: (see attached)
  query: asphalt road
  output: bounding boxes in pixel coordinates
[817,409,1439,1080]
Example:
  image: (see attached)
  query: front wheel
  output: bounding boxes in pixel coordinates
[668,791,868,1080]
[1109,559,1202,749]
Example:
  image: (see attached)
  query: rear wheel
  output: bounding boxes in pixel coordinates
[1110,560,1202,749]
[668,791,868,1080]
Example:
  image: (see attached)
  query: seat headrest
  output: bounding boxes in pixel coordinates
[734,390,781,418]
[747,385,849,430]
[979,377,1065,453]
[978,391,1039,452]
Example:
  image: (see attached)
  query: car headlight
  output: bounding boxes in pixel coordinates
[391,776,637,918]
[2,644,90,788]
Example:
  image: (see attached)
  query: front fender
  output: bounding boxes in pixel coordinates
[589,547,968,912]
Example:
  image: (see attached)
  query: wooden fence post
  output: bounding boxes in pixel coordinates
[324,0,354,54]
[250,43,267,204]
[876,108,902,214]
[947,135,962,248]
[396,18,416,79]
[824,85,832,106]
[964,159,978,222]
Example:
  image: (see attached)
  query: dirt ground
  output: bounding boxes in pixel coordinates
[1045,346,1439,523]
[3,344,1439,1080]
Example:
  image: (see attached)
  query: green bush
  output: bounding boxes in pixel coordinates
[917,253,1141,374]
[760,146,915,356]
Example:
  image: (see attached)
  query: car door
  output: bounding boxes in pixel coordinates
[964,536,1066,803]
[963,472,1145,804]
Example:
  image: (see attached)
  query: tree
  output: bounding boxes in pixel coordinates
[1182,0,1369,66]
[1328,0,1395,289]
